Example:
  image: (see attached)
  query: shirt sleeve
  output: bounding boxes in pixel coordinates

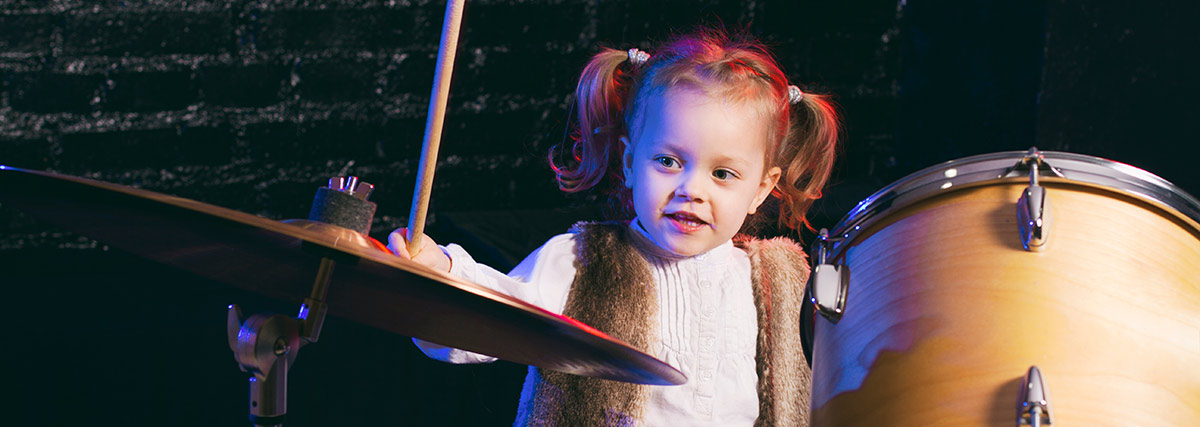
[406,232,579,364]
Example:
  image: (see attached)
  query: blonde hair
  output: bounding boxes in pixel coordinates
[551,29,840,231]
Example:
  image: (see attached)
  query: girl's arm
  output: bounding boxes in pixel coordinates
[387,230,578,363]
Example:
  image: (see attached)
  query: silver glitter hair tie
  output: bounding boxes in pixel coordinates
[788,85,804,104]
[627,48,650,67]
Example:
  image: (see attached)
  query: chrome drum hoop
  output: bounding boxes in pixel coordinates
[823,150,1200,258]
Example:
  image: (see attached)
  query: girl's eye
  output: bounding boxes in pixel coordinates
[655,156,678,168]
[713,169,737,180]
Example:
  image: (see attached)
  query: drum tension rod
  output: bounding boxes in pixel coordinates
[1018,366,1053,426]
[1010,147,1062,252]
[807,228,849,323]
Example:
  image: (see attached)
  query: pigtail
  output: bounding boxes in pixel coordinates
[550,48,638,198]
[775,92,841,231]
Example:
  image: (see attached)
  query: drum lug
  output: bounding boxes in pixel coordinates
[1017,180,1050,251]
[808,228,848,323]
[1017,366,1053,426]
[1013,147,1055,251]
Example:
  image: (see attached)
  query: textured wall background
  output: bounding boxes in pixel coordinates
[0,0,903,253]
[2,0,1196,425]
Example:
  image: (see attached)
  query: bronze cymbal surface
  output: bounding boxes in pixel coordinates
[0,166,686,386]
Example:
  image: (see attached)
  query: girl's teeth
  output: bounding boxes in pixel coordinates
[672,214,701,226]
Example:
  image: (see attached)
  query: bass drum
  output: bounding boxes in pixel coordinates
[806,150,1200,425]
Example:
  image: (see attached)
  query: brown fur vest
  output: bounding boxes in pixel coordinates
[513,222,812,426]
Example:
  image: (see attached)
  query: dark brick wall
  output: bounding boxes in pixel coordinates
[2,0,1197,425]
[1,0,905,253]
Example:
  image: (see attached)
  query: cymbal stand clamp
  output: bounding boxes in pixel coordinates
[227,305,300,427]
[227,256,337,426]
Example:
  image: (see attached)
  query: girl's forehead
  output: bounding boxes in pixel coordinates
[631,88,772,166]
[654,87,764,123]
[631,87,768,138]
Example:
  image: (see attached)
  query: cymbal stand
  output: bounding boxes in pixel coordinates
[226,258,331,427]
[226,176,375,426]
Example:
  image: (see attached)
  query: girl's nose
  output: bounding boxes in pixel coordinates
[673,170,708,202]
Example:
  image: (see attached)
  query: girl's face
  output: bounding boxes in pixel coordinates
[622,87,780,257]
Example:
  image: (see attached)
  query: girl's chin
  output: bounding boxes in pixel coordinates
[642,219,726,256]
[657,235,720,257]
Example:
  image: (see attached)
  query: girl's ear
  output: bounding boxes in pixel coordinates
[620,135,634,189]
[748,166,782,215]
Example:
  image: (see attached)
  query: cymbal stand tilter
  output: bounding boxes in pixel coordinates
[226,177,376,427]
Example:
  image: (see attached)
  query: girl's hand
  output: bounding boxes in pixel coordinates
[387,228,452,273]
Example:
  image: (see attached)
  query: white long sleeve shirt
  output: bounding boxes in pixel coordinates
[411,223,761,426]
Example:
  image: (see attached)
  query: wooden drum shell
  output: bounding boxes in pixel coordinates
[810,182,1200,426]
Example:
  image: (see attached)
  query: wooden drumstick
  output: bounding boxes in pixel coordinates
[407,0,466,256]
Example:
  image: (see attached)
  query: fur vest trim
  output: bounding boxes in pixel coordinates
[514,222,812,426]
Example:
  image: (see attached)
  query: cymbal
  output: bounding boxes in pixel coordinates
[0,166,686,386]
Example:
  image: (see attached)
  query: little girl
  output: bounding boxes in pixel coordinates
[391,29,839,426]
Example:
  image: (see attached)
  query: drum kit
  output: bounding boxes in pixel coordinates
[3,1,1199,426]
[6,146,1199,426]
[9,154,1200,427]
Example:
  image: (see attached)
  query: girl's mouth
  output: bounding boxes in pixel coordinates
[666,212,708,232]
